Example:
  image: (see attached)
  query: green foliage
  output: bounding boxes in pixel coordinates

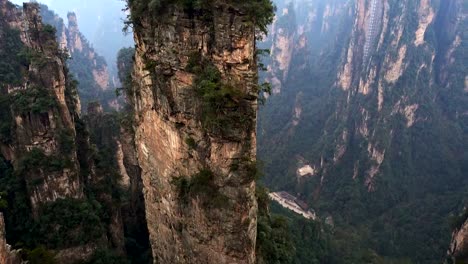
[231,158,264,182]
[63,67,80,115]
[0,156,107,250]
[117,48,135,85]
[39,5,121,112]
[80,110,151,264]
[257,2,468,264]
[257,214,295,264]
[10,86,58,115]
[172,169,229,208]
[17,148,72,176]
[126,0,275,35]
[0,191,8,211]
[39,5,64,39]
[42,24,57,36]
[256,186,295,264]
[57,129,75,155]
[0,93,13,144]
[246,160,264,182]
[185,136,197,149]
[35,198,106,249]
[238,0,276,35]
[66,44,111,111]
[0,26,25,85]
[186,52,254,137]
[22,246,56,264]
[18,47,51,68]
[0,156,35,247]
[85,249,130,264]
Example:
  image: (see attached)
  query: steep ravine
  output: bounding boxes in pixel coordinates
[259,0,467,262]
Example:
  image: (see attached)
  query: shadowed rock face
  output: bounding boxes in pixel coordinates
[0,213,21,264]
[129,3,259,264]
[448,218,468,263]
[0,1,83,211]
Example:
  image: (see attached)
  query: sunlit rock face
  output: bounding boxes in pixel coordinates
[130,3,260,264]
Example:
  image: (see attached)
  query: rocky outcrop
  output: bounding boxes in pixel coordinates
[129,2,262,263]
[448,218,468,263]
[0,214,21,264]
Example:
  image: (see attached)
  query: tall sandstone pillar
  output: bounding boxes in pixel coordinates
[130,3,259,264]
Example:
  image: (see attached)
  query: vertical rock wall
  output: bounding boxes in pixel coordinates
[131,3,259,264]
[1,1,83,211]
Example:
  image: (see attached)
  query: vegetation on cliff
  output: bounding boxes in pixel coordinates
[0,3,148,263]
[126,0,275,34]
[0,26,25,85]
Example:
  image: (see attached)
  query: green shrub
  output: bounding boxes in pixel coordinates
[42,24,56,36]
[18,48,49,67]
[16,148,73,177]
[256,214,295,264]
[10,86,58,115]
[186,52,253,137]
[185,137,197,149]
[35,198,106,249]
[0,94,13,143]
[0,26,25,85]
[172,169,229,208]
[85,249,130,264]
[58,129,75,155]
[126,0,275,34]
[23,246,56,264]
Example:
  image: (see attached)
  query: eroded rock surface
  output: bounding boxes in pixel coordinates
[130,3,260,263]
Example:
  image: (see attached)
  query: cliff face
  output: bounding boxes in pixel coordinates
[0,1,83,211]
[0,214,21,264]
[0,2,143,263]
[448,217,468,263]
[129,3,261,263]
[259,0,467,262]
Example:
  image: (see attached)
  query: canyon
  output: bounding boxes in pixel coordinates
[259,0,467,263]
